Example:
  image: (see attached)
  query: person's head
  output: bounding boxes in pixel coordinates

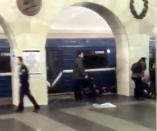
[76,51,84,58]
[17,56,23,65]
[139,57,146,63]
[138,57,146,70]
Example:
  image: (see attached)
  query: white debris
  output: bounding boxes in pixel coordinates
[92,103,116,109]
[36,129,42,131]
[35,129,42,131]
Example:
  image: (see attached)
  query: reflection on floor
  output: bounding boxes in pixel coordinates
[0,95,156,131]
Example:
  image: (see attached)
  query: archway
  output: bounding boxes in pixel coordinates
[73,2,130,96]
[46,2,130,97]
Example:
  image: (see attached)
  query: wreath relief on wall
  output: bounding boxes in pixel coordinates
[130,0,148,19]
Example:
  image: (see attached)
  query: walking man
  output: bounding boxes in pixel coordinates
[16,56,40,112]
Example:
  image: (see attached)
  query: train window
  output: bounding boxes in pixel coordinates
[0,52,11,73]
[83,54,108,68]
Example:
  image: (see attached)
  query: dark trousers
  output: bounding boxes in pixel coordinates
[74,79,85,100]
[17,86,39,110]
[133,78,144,99]
[150,79,156,98]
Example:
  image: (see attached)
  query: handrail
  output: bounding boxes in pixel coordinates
[51,67,116,87]
[0,72,12,76]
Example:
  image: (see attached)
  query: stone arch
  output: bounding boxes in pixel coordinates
[0,15,17,50]
[48,2,131,96]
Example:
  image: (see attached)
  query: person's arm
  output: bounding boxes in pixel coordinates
[77,59,86,77]
[20,65,29,82]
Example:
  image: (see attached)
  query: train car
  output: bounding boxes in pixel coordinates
[0,39,12,98]
[0,38,155,98]
[46,38,117,94]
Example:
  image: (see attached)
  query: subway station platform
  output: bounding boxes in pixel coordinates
[0,95,156,131]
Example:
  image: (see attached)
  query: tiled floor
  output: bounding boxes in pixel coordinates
[0,95,156,131]
[0,119,34,131]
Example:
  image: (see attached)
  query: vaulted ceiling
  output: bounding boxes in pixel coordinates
[0,7,113,37]
[50,7,112,34]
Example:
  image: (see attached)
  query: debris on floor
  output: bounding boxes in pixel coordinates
[92,103,117,109]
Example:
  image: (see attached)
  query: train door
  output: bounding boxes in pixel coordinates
[0,39,12,105]
[46,50,63,94]
[149,37,156,99]
[46,39,117,95]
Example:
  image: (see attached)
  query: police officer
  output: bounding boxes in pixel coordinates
[16,56,40,112]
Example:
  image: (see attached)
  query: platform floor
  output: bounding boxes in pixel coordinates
[0,95,156,131]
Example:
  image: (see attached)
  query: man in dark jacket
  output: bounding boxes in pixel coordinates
[16,56,40,112]
[73,51,87,100]
[131,57,146,100]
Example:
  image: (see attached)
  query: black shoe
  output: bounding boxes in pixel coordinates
[33,106,40,112]
[15,108,24,113]
[152,95,156,100]
[136,97,145,101]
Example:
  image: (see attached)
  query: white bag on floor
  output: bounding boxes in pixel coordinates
[92,103,116,109]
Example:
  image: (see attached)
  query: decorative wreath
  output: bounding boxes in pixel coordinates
[130,0,148,19]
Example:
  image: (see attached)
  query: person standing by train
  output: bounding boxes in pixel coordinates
[15,56,40,112]
[131,57,146,100]
[73,51,87,100]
